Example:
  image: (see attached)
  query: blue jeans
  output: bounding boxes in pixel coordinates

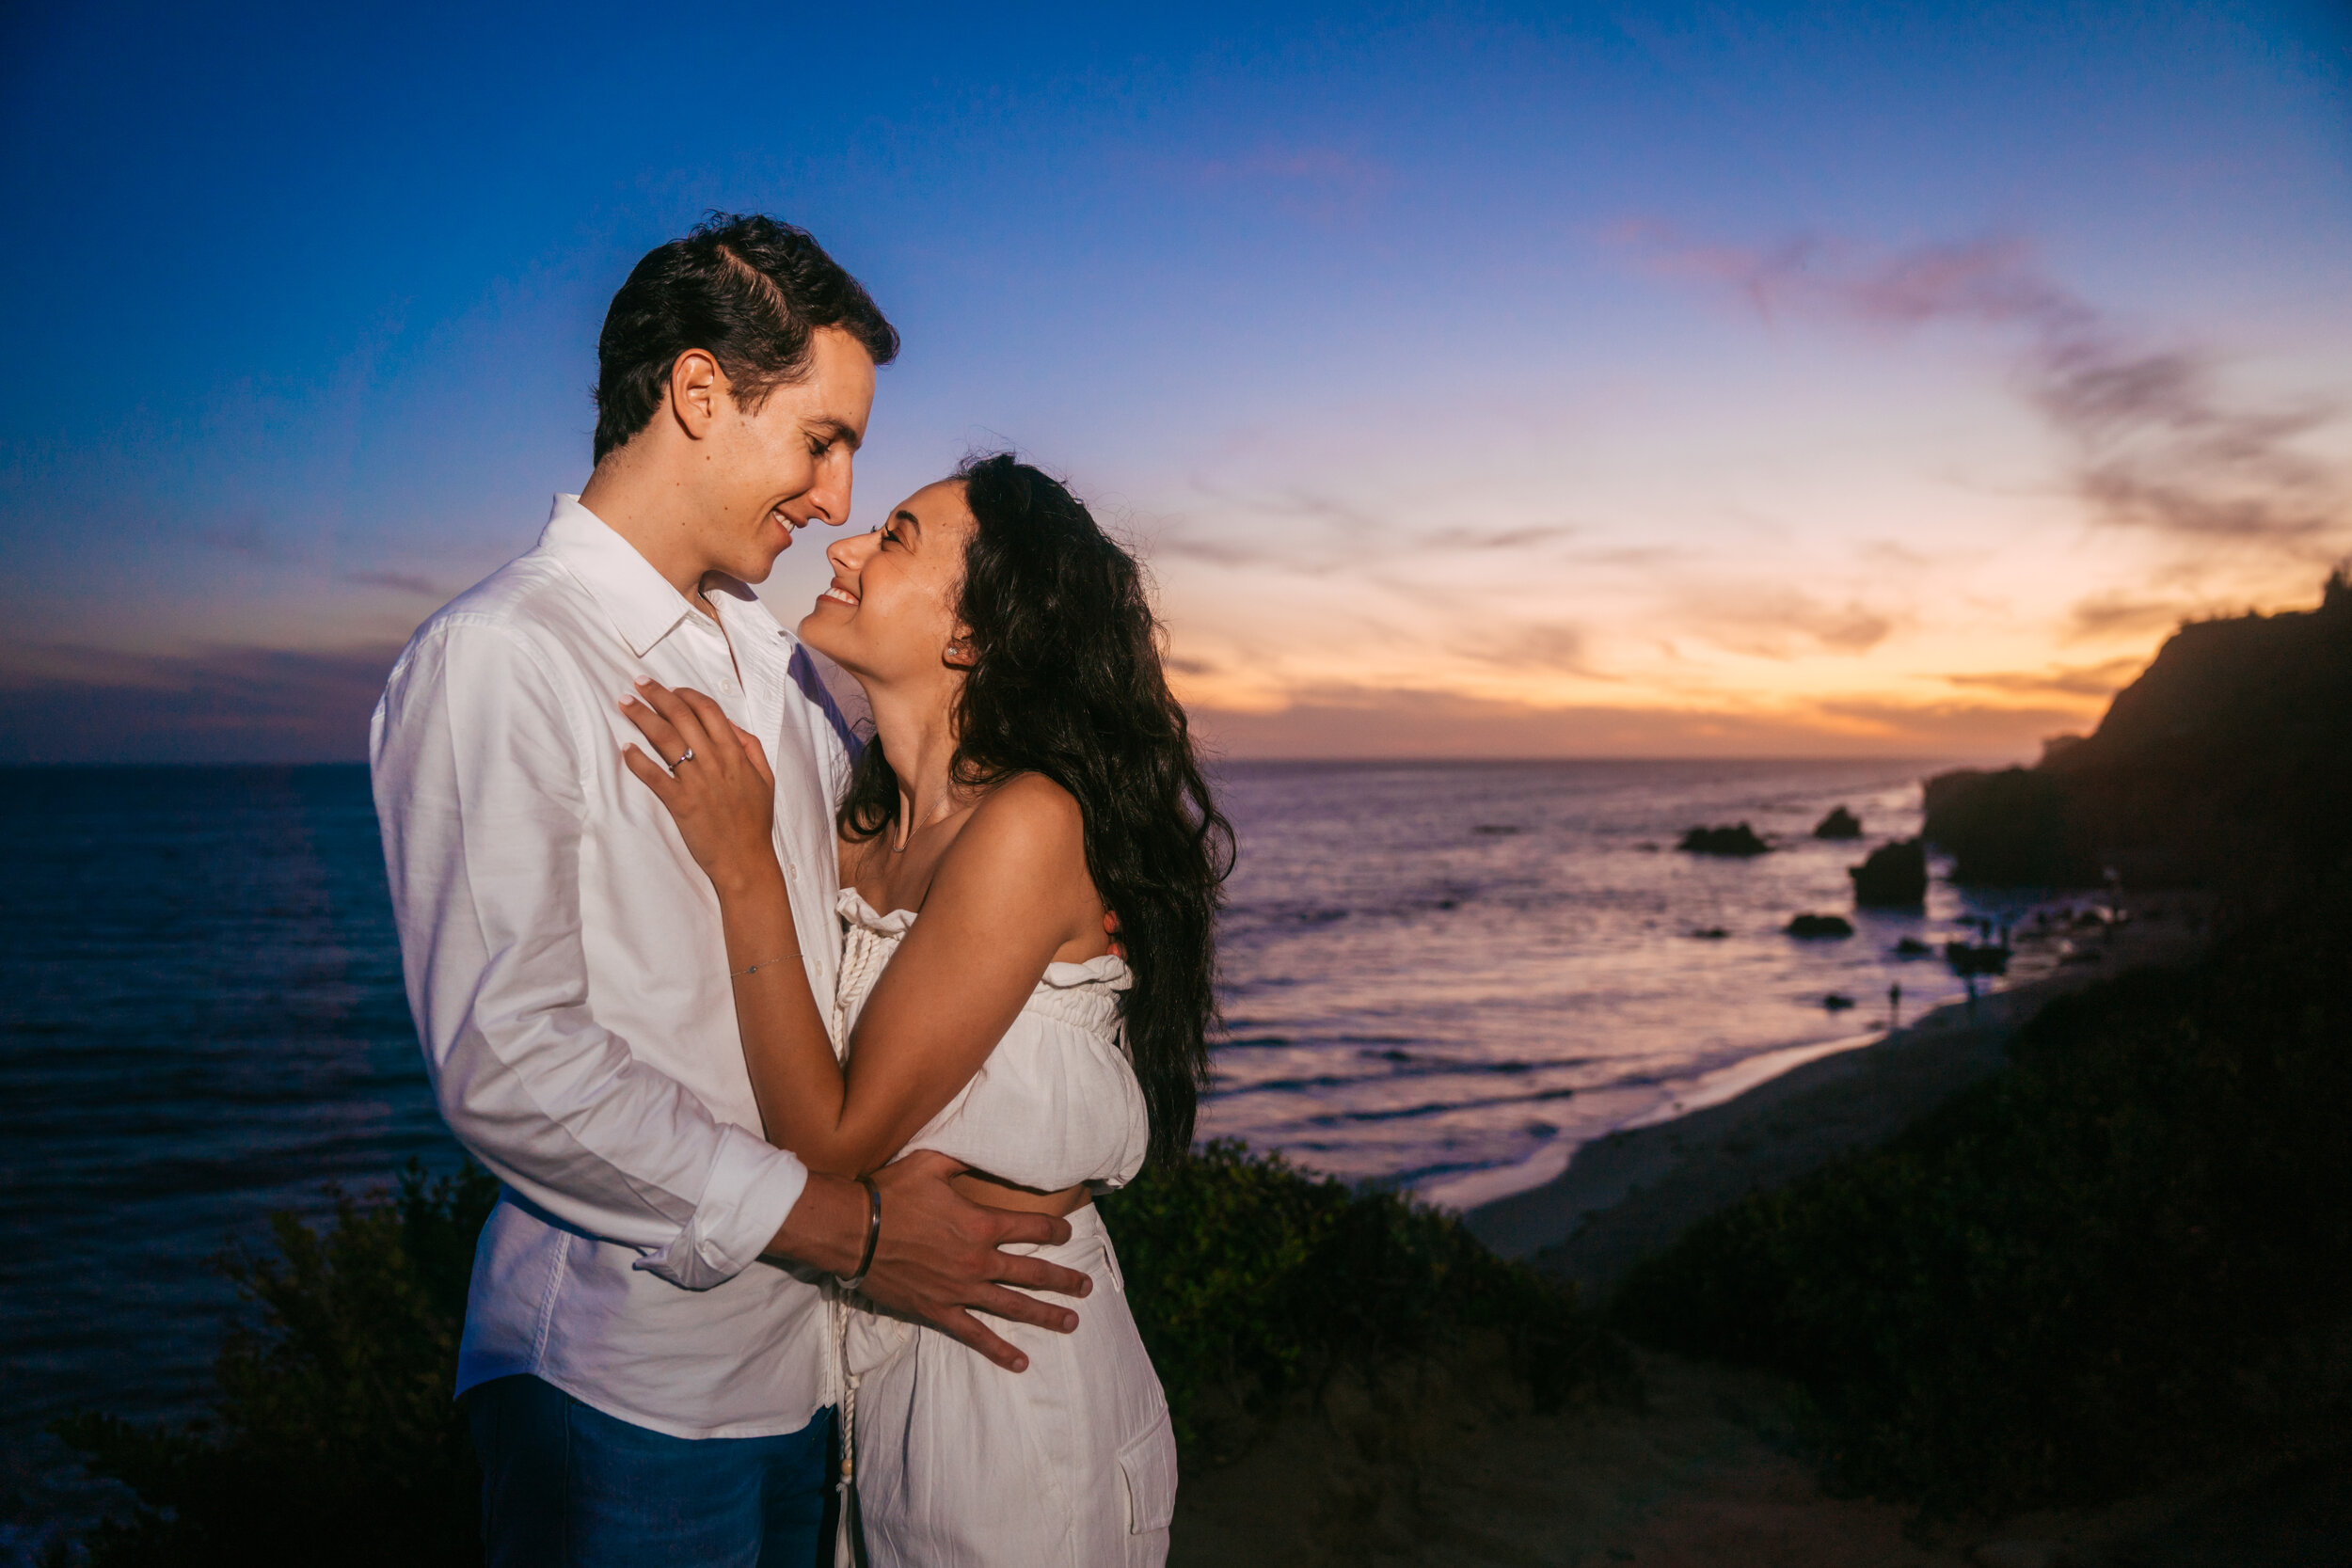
[467,1375,838,1568]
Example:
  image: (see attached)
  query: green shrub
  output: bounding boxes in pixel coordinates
[62,1144,1619,1558]
[58,1161,498,1567]
[1103,1139,1629,1459]
[1614,892,2352,1513]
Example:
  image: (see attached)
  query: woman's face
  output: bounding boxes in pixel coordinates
[797,480,977,689]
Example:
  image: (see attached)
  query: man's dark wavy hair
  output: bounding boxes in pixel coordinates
[592,213,899,463]
[838,454,1234,1165]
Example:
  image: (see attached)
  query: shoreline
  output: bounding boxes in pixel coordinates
[1464,905,2208,1293]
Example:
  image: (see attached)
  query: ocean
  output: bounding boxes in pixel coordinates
[0,758,2065,1556]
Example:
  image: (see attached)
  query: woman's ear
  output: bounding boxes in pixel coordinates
[943,624,977,670]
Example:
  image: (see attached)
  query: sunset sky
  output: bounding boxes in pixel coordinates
[2,1,2346,763]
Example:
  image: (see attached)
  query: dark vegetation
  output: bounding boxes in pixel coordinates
[1813,805,1864,840]
[1104,1140,1629,1460]
[1849,836,1928,906]
[1614,886,2352,1514]
[57,1164,500,1568]
[1926,570,2352,891]
[1677,822,1772,856]
[61,1145,1626,1564]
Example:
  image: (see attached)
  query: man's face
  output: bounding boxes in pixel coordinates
[692,325,877,585]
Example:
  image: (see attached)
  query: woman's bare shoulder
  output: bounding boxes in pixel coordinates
[957,773,1086,864]
[929,775,1103,953]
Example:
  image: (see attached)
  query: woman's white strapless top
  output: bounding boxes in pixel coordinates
[829,888,1150,1193]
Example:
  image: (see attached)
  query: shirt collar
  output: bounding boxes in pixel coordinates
[538,495,707,658]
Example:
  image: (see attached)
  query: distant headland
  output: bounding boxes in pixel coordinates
[1926,569,2352,895]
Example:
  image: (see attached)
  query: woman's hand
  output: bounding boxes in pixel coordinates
[620,679,780,895]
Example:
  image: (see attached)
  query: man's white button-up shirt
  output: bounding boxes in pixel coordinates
[371,495,866,1438]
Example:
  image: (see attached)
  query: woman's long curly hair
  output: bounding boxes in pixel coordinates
[838,453,1234,1165]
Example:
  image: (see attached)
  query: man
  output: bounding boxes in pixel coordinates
[371,214,1089,1566]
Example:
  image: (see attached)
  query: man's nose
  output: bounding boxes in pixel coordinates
[808,450,855,529]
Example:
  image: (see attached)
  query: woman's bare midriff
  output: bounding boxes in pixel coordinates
[949,1170,1094,1217]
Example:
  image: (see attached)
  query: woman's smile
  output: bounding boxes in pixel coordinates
[816,582,860,609]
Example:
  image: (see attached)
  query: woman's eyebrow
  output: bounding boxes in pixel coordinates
[893,507,922,539]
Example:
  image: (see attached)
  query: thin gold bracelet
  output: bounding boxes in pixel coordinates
[731,954,800,978]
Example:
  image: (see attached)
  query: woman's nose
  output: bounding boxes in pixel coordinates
[828,530,878,574]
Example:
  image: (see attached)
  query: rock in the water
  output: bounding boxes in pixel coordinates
[1894,936,1933,957]
[1812,805,1863,839]
[1788,913,1855,939]
[1822,991,1856,1010]
[1677,822,1772,857]
[1946,940,2011,975]
[1688,927,1730,940]
[1850,836,1930,907]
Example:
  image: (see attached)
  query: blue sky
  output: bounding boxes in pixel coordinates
[2,1,2346,761]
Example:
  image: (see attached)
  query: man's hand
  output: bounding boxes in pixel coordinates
[769,1151,1090,1372]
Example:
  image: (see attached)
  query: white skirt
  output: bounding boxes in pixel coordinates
[840,1205,1177,1567]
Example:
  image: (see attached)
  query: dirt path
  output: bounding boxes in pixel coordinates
[1168,1349,2349,1567]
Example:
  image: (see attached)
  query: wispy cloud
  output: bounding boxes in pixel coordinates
[342,568,449,597]
[1678,586,1901,658]
[1188,146,1394,222]
[1940,656,2144,698]
[197,513,286,560]
[0,641,401,764]
[1452,620,1615,679]
[1188,682,2066,761]
[2063,590,2192,643]
[1425,523,1581,551]
[1620,224,2348,555]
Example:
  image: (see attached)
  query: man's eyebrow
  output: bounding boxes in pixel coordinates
[808,417,863,452]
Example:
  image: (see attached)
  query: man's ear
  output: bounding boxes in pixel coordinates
[667,350,724,440]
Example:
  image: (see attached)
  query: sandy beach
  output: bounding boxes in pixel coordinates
[1464,905,2211,1293]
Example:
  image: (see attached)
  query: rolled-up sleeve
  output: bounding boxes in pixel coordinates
[371,617,806,1290]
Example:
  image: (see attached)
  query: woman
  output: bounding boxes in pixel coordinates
[617,453,1230,1566]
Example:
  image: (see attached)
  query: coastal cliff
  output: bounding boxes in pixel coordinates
[1925,569,2352,888]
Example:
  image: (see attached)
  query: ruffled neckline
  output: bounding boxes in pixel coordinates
[837,885,918,936]
[836,887,1133,990]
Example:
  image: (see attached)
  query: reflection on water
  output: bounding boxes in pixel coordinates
[1202,759,2063,1200]
[0,767,452,1558]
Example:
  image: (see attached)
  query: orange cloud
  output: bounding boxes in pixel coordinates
[1187,684,2084,762]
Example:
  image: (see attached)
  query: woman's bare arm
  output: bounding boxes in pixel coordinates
[621,682,1098,1177]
